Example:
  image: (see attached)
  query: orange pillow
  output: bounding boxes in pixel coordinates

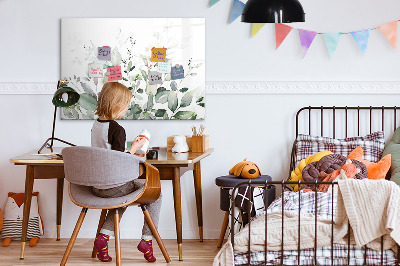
[347,146,391,180]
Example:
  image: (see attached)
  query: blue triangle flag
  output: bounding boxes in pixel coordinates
[229,0,245,23]
[351,29,371,55]
[209,0,221,7]
[323,33,341,58]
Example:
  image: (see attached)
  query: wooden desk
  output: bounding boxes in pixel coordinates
[10,147,213,261]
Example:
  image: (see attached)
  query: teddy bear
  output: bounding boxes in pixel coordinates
[172,135,189,153]
[1,192,44,247]
[229,159,261,179]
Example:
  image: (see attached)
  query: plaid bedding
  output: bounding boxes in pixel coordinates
[234,191,397,265]
[234,244,397,265]
[294,131,385,166]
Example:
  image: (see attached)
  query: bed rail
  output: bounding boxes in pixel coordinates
[230,180,400,266]
[289,106,400,182]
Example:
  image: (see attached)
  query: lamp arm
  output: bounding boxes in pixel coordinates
[50,105,57,148]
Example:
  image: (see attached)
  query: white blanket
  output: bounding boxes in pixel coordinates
[213,211,341,266]
[335,178,400,251]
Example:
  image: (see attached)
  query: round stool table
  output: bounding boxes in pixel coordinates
[215,175,275,248]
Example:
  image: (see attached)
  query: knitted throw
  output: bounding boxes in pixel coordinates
[335,178,400,251]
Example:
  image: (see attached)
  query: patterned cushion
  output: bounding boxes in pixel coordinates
[295,131,385,166]
[1,217,40,240]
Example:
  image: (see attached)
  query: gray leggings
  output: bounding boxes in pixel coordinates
[92,180,162,240]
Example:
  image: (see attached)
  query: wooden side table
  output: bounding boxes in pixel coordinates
[215,175,275,248]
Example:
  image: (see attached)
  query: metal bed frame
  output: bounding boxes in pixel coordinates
[230,106,400,266]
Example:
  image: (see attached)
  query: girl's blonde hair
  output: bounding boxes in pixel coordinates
[96,82,132,120]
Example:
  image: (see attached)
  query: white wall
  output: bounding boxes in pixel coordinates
[1,0,400,240]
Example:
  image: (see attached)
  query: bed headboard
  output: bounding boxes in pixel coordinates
[295,106,400,138]
[290,106,400,179]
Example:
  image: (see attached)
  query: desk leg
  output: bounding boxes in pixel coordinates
[56,178,64,241]
[193,161,203,242]
[172,167,183,261]
[20,165,34,259]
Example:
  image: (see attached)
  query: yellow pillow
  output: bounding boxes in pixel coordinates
[290,150,333,191]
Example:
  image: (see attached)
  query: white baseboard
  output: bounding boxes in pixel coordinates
[1,81,400,94]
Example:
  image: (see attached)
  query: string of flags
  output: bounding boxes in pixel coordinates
[209,0,399,58]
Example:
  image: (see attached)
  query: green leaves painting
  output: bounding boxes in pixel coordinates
[61,18,205,120]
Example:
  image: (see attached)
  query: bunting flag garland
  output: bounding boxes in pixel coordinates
[351,29,370,55]
[229,0,245,24]
[208,3,400,58]
[378,21,398,50]
[323,33,341,58]
[298,29,317,58]
[275,23,293,49]
[251,23,266,38]
[209,0,220,8]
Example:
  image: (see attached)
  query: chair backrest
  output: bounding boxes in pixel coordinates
[62,146,145,187]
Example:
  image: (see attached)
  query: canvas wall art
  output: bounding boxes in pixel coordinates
[61,18,205,120]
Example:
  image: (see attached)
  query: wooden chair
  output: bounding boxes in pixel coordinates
[60,146,171,265]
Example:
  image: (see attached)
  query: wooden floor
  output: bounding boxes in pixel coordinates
[0,239,221,265]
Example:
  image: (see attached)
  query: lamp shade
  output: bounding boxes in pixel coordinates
[52,86,80,107]
[241,0,305,23]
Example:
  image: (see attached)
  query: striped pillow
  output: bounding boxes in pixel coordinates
[294,131,385,166]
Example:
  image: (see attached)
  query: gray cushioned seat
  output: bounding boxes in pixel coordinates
[60,146,171,265]
[69,180,145,208]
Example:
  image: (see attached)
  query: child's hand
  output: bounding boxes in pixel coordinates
[129,137,147,155]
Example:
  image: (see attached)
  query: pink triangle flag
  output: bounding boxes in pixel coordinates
[378,21,398,50]
[298,29,317,58]
[275,23,293,49]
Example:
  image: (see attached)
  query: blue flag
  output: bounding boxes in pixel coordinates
[351,29,370,55]
[229,0,245,24]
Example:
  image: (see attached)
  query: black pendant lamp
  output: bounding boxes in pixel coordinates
[242,0,305,23]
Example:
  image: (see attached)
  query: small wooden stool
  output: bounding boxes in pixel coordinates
[215,175,275,248]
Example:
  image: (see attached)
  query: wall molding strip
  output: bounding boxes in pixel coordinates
[1,81,400,95]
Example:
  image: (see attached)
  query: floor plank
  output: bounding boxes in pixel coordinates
[0,239,221,265]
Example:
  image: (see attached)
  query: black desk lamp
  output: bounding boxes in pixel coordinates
[241,0,305,23]
[38,80,80,154]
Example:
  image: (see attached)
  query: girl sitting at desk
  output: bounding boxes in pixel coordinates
[91,82,162,263]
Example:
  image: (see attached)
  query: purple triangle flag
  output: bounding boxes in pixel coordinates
[351,29,370,55]
[298,29,317,58]
[229,0,245,24]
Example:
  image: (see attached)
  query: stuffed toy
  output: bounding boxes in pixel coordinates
[348,146,391,180]
[1,192,44,247]
[229,159,261,179]
[172,135,189,153]
[289,150,333,191]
